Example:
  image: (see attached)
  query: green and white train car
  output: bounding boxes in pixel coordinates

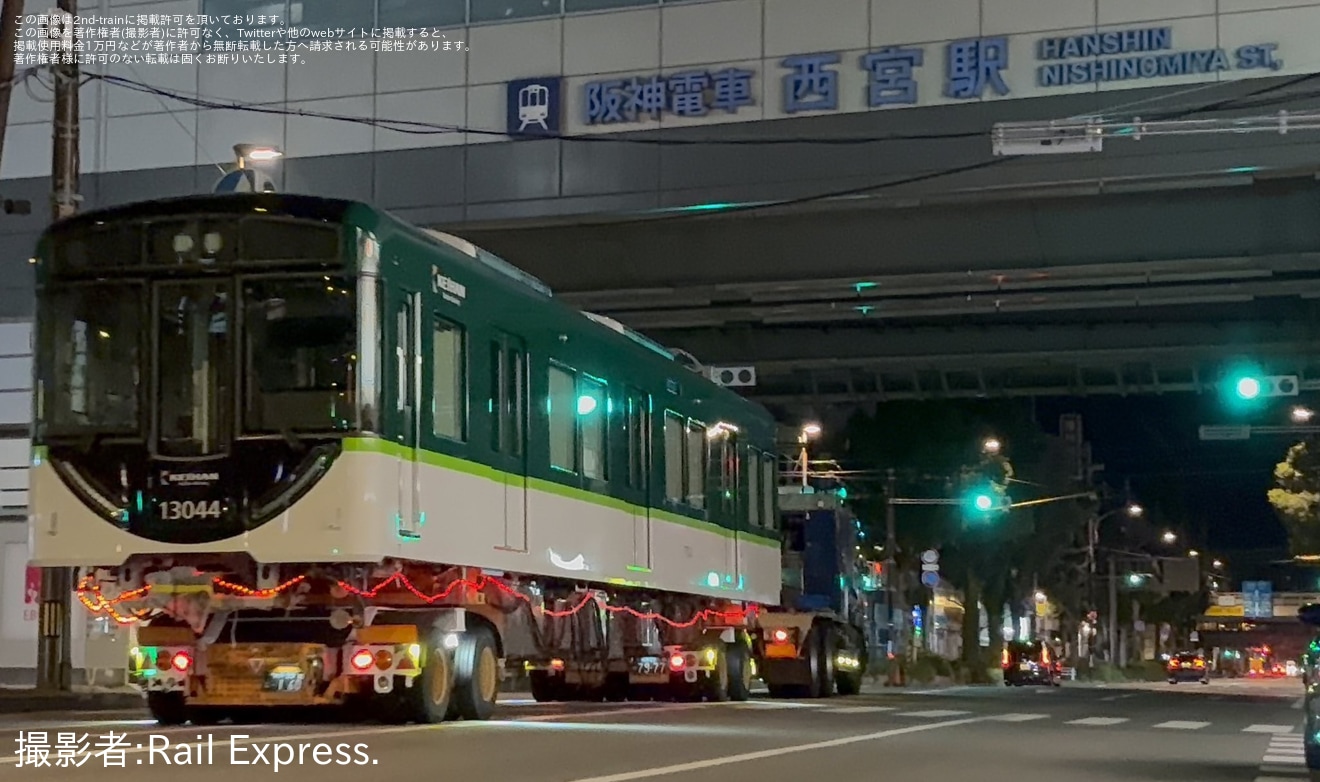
[28,193,783,722]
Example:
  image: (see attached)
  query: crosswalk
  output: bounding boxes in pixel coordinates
[1255,732,1306,781]
[729,701,1301,734]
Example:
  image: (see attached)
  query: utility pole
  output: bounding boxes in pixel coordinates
[0,0,24,166]
[884,468,902,685]
[1107,557,1118,667]
[37,0,78,693]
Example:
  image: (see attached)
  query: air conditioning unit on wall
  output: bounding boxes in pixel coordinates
[708,365,756,387]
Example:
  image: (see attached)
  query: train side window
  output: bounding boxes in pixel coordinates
[748,448,762,528]
[489,341,504,453]
[761,453,776,530]
[548,364,577,473]
[432,318,466,442]
[579,376,607,481]
[686,421,706,509]
[663,412,684,502]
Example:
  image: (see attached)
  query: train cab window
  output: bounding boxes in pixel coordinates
[685,421,706,509]
[432,318,466,441]
[579,376,607,481]
[548,364,577,473]
[663,412,684,502]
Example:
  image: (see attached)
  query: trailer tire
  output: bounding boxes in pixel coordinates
[451,626,500,721]
[529,670,563,702]
[407,634,455,724]
[816,625,838,698]
[147,692,187,726]
[725,642,752,702]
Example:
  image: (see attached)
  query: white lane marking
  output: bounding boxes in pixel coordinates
[990,714,1049,722]
[819,706,896,714]
[893,710,971,718]
[1099,694,1137,702]
[1245,725,1298,734]
[0,701,724,767]
[1066,717,1128,726]
[1154,721,1210,730]
[564,716,985,782]
[1261,756,1305,765]
[734,702,827,710]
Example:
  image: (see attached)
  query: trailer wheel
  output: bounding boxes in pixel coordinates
[529,670,563,702]
[408,634,455,723]
[818,625,839,698]
[706,645,730,702]
[147,692,187,726]
[451,626,500,721]
[725,642,752,702]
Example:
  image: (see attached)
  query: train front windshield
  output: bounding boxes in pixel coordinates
[33,210,375,540]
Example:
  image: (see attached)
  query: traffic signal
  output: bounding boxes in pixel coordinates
[1223,370,1298,404]
[973,493,994,512]
[965,485,1007,520]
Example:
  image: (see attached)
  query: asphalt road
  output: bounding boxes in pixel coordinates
[0,678,1306,782]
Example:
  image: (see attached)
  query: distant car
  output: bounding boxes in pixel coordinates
[1002,640,1060,687]
[1167,652,1209,684]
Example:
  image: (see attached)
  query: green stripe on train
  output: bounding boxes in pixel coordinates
[342,437,780,549]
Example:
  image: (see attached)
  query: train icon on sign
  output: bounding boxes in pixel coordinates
[517,84,550,131]
[506,77,562,137]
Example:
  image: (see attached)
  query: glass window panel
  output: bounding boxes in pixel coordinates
[156,281,232,457]
[39,284,143,435]
[579,377,606,481]
[470,0,560,23]
[432,319,465,441]
[379,0,467,27]
[565,0,655,11]
[748,449,760,528]
[201,0,287,41]
[288,0,375,30]
[664,412,683,502]
[685,422,705,509]
[762,455,776,530]
[549,365,576,472]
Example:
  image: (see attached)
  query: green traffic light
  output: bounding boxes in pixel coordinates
[973,494,993,512]
[1235,376,1262,400]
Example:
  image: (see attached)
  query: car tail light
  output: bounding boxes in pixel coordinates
[1194,659,1204,668]
[171,651,192,672]
[669,653,685,672]
[1001,649,1010,668]
[350,649,374,671]
[550,658,565,671]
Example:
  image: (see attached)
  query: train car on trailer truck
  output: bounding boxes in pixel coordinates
[29,193,787,724]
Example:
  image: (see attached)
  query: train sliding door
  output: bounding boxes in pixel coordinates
[390,286,421,538]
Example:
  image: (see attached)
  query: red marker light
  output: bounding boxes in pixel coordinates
[772,629,789,643]
[170,651,192,672]
[350,649,374,671]
[669,653,685,671]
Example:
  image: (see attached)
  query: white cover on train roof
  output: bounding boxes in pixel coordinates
[422,229,553,298]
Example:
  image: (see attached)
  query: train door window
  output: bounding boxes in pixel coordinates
[548,363,577,473]
[489,341,504,453]
[748,448,762,528]
[663,412,684,502]
[761,453,776,530]
[508,345,526,458]
[714,434,735,516]
[626,392,648,490]
[432,318,466,441]
[685,421,706,509]
[579,376,607,481]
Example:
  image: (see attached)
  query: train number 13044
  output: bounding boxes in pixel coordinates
[157,500,222,520]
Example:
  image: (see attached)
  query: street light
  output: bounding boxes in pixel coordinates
[1294,406,1315,423]
[1127,503,1144,517]
[234,143,282,165]
[1189,549,1200,557]
[982,437,1001,455]
[1161,531,1177,544]
[1212,559,1223,569]
[797,423,821,488]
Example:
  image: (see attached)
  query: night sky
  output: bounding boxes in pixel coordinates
[1033,394,1296,558]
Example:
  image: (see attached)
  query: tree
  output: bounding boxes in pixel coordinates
[1267,439,1320,556]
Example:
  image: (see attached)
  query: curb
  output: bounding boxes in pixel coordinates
[0,692,145,714]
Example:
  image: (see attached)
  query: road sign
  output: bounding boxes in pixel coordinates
[920,570,940,588]
[920,549,939,565]
[1199,425,1251,441]
[1242,580,1274,618]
